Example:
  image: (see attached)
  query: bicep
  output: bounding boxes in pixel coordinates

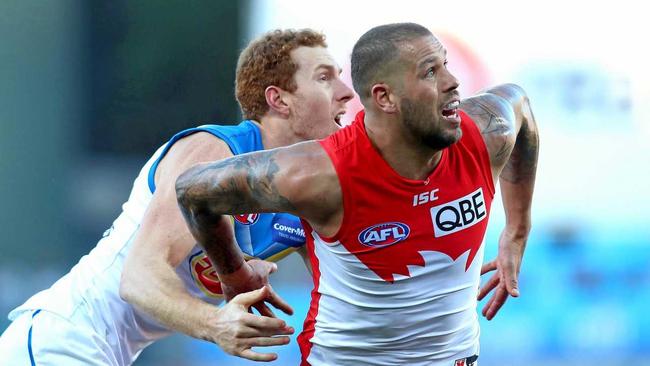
[128,133,235,268]
[460,92,517,172]
[128,186,198,268]
[177,141,340,224]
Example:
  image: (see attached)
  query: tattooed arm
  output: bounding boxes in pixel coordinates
[460,83,539,320]
[176,140,340,308]
[120,133,294,362]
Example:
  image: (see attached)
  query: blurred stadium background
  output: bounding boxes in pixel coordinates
[2,0,649,365]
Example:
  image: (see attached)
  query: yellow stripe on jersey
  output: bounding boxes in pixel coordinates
[263,247,298,263]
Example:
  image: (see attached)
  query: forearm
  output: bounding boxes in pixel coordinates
[499,96,539,239]
[185,210,247,278]
[499,179,533,239]
[120,257,216,341]
[175,161,251,277]
[176,154,296,279]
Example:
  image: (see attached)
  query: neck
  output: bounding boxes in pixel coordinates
[252,115,302,150]
[364,110,443,181]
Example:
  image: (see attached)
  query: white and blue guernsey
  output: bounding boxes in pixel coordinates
[7,121,305,365]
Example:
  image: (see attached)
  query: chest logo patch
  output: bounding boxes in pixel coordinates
[341,186,491,283]
[358,222,410,248]
[430,187,486,238]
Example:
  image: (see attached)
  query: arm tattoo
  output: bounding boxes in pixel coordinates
[500,102,539,184]
[178,149,295,216]
[460,95,515,167]
[176,150,295,275]
[461,84,539,184]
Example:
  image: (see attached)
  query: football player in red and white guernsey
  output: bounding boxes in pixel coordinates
[177,22,538,365]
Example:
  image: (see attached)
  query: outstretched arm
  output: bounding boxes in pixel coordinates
[461,83,539,319]
[176,140,339,310]
[120,133,293,361]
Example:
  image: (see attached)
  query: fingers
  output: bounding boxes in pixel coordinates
[236,323,294,338]
[268,262,278,274]
[241,313,295,335]
[236,335,290,362]
[501,264,520,297]
[239,349,278,362]
[482,286,509,320]
[248,336,291,347]
[266,286,294,315]
[480,260,497,275]
[253,259,277,276]
[231,286,270,307]
[496,255,520,298]
[477,273,500,301]
[253,302,277,318]
[230,336,290,362]
[231,285,294,316]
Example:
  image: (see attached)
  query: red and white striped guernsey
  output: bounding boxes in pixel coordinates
[298,110,495,366]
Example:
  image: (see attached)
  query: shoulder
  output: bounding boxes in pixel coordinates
[270,141,336,185]
[155,131,233,189]
[460,83,530,133]
[460,91,516,135]
[171,131,233,160]
[272,141,341,227]
[459,85,521,169]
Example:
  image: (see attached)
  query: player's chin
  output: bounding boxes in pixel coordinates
[448,127,462,144]
[438,116,461,140]
[440,113,461,128]
[306,125,339,140]
[325,118,344,134]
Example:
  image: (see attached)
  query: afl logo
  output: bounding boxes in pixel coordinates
[234,213,259,225]
[358,222,410,248]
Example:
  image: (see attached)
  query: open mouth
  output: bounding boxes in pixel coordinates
[441,101,460,123]
[334,112,345,126]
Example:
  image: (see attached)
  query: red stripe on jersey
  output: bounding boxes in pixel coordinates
[297,220,321,366]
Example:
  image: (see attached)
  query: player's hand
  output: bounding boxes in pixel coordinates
[221,259,294,318]
[209,286,295,362]
[477,229,525,320]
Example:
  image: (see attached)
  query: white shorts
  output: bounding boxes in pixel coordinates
[0,309,118,366]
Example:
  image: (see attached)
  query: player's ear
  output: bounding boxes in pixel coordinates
[371,83,398,114]
[265,86,290,118]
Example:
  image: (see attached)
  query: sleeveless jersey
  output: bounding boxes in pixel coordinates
[298,111,495,366]
[8,121,306,365]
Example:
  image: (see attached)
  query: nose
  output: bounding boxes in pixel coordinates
[442,68,460,94]
[336,79,355,104]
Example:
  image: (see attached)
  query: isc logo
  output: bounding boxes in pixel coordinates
[412,188,439,206]
[430,188,486,237]
[358,222,410,248]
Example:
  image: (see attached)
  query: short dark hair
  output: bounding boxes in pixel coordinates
[351,23,432,99]
[236,29,327,121]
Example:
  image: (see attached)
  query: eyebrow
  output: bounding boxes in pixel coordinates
[417,50,448,69]
[418,57,440,69]
[314,64,343,75]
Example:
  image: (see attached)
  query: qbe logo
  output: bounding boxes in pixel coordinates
[358,222,410,248]
[430,187,486,237]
